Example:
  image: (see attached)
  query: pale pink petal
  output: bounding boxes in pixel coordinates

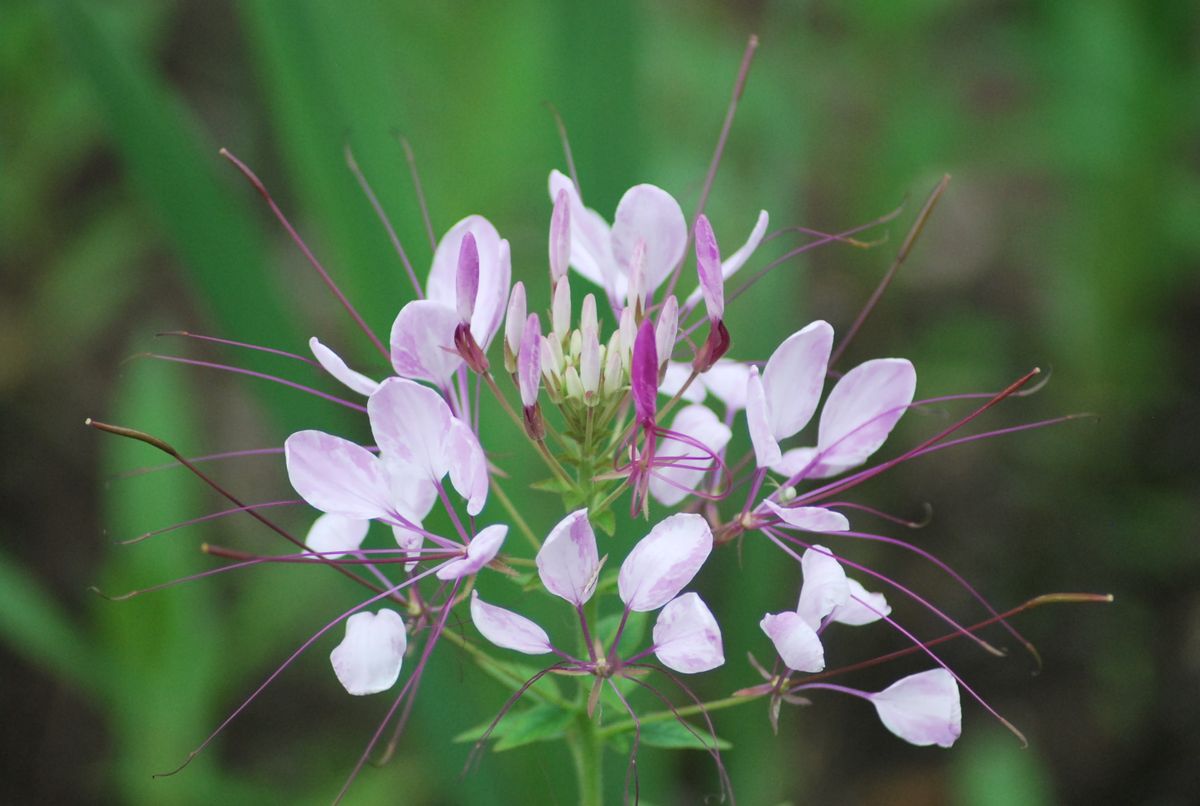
[659,362,707,404]
[746,366,783,468]
[388,299,462,386]
[549,188,571,283]
[309,337,380,396]
[447,418,488,516]
[436,524,507,581]
[649,404,731,507]
[655,295,679,366]
[610,184,687,298]
[652,592,724,674]
[769,446,837,480]
[391,523,424,572]
[518,313,542,408]
[618,513,713,612]
[384,456,438,523]
[426,216,502,310]
[368,378,452,481]
[536,509,600,606]
[469,591,553,655]
[504,281,527,360]
[304,513,370,559]
[817,358,916,471]
[870,669,962,748]
[693,214,724,320]
[284,430,393,520]
[762,320,834,441]
[475,238,511,349]
[832,578,891,626]
[630,319,659,423]
[796,545,850,630]
[720,209,769,279]
[760,611,824,673]
[699,359,751,412]
[330,610,407,696]
[549,170,618,295]
[455,231,479,323]
[765,501,850,533]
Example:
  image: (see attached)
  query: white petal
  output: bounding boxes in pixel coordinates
[391,523,424,572]
[284,430,393,520]
[760,611,824,673]
[470,591,553,655]
[765,501,850,533]
[536,509,600,606]
[549,170,620,297]
[330,610,407,696]
[447,418,488,516]
[762,321,834,441]
[832,578,890,626]
[304,513,370,559]
[384,456,438,523]
[618,513,712,612]
[720,210,769,279]
[649,404,731,507]
[610,184,687,298]
[369,378,452,480]
[652,593,724,674]
[388,299,463,386]
[659,362,707,403]
[746,366,782,468]
[870,669,962,748]
[309,337,380,396]
[436,524,507,581]
[817,358,916,471]
[426,217,505,346]
[796,545,850,630]
[699,359,751,412]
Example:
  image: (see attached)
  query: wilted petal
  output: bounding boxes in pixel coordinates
[389,299,462,386]
[309,337,380,396]
[618,513,713,612]
[649,404,731,507]
[817,358,916,470]
[652,592,724,674]
[760,611,824,673]
[305,513,370,559]
[693,214,724,321]
[746,366,782,468]
[832,578,891,626]
[660,362,707,403]
[548,170,619,296]
[536,509,600,606]
[285,430,393,520]
[369,378,453,480]
[610,184,687,297]
[330,610,407,696]
[796,545,850,630]
[436,524,507,580]
[447,419,488,516]
[765,501,850,533]
[870,669,962,748]
[762,321,834,440]
[699,359,750,412]
[470,591,553,655]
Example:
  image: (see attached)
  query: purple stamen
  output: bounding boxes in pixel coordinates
[147,353,367,412]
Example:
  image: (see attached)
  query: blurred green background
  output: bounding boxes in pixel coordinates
[3,1,1197,803]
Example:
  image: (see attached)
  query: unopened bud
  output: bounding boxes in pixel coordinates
[455,232,479,325]
[564,365,584,400]
[630,319,659,424]
[581,326,601,398]
[518,313,542,408]
[602,335,624,397]
[550,188,571,284]
[552,275,572,343]
[694,214,725,321]
[504,281,527,373]
[655,295,678,369]
[618,306,636,364]
[580,293,598,338]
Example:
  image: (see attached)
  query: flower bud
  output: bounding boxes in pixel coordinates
[618,305,636,363]
[580,293,598,337]
[631,319,659,424]
[581,325,601,398]
[456,232,479,325]
[694,214,724,322]
[655,295,678,369]
[549,188,571,285]
[504,281,527,373]
[552,275,572,343]
[602,334,624,397]
[518,313,541,409]
[563,365,584,400]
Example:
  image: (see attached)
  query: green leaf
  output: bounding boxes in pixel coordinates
[596,609,648,658]
[590,507,617,536]
[637,719,731,751]
[454,702,575,752]
[531,476,574,496]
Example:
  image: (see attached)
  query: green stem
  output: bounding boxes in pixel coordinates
[489,477,540,550]
[572,695,604,805]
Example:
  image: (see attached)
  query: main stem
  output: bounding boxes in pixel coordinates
[572,706,604,806]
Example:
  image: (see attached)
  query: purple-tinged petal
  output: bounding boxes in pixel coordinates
[391,523,424,572]
[655,295,679,367]
[700,359,750,412]
[649,404,731,507]
[389,299,462,386]
[470,591,554,655]
[760,611,824,673]
[659,362,707,404]
[455,232,480,324]
[436,524,507,580]
[536,509,600,606]
[610,184,687,297]
[618,513,713,612]
[580,322,601,396]
[285,430,393,520]
[368,377,453,480]
[549,188,571,283]
[631,319,659,424]
[817,358,917,470]
[384,456,438,523]
[693,214,724,320]
[652,592,724,674]
[552,275,571,341]
[504,281,527,361]
[762,321,834,440]
[447,418,488,516]
[548,170,619,296]
[477,238,513,349]
[720,209,769,279]
[746,366,783,468]
[309,337,380,397]
[832,578,891,626]
[870,669,962,748]
[305,513,370,559]
[796,545,850,630]
[427,216,508,348]
[770,446,835,480]
[765,500,850,533]
[518,313,542,408]
[330,610,407,696]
